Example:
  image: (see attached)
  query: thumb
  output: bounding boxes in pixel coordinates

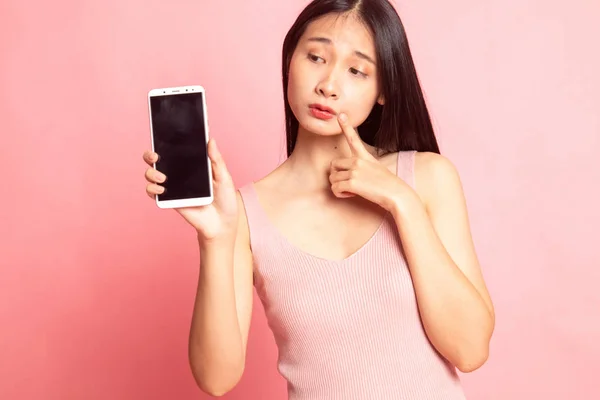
[208,138,232,183]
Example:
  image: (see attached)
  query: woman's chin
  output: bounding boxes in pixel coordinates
[298,119,342,137]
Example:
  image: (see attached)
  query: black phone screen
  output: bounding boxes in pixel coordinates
[150,92,211,201]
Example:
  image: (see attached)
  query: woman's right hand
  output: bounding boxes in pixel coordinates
[143,139,239,243]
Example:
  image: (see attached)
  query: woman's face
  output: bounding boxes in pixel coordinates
[287,12,384,137]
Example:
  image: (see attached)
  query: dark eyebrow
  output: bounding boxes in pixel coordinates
[306,37,376,65]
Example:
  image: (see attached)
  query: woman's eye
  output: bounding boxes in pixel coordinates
[350,68,367,77]
[308,54,324,63]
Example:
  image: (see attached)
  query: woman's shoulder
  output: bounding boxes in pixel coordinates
[236,162,287,202]
[413,151,464,205]
[382,149,456,180]
[414,151,458,174]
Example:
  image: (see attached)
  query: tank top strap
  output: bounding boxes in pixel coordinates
[395,150,417,190]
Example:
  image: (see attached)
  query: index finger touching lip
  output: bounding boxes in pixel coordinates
[338,113,357,137]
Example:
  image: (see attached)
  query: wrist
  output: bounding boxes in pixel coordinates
[389,189,425,222]
[197,231,236,252]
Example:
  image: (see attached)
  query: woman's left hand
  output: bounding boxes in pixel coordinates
[329,113,414,212]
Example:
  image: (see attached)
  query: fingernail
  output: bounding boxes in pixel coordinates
[156,174,164,182]
[339,113,347,122]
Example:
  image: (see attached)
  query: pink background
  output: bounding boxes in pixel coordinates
[1,0,598,399]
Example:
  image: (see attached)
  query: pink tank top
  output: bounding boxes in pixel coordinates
[238,151,466,399]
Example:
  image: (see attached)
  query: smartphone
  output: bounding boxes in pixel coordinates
[148,85,213,208]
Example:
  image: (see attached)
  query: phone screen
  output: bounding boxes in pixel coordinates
[149,92,211,201]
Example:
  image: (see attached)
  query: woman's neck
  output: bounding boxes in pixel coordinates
[283,126,375,191]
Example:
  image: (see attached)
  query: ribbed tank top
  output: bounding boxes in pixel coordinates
[238,151,466,399]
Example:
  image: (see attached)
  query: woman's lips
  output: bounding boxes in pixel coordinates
[309,104,336,120]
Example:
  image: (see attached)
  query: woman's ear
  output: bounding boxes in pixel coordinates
[377,94,385,105]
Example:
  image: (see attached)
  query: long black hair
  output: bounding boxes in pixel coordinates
[282,0,440,157]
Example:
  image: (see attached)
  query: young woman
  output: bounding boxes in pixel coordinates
[143,0,495,398]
